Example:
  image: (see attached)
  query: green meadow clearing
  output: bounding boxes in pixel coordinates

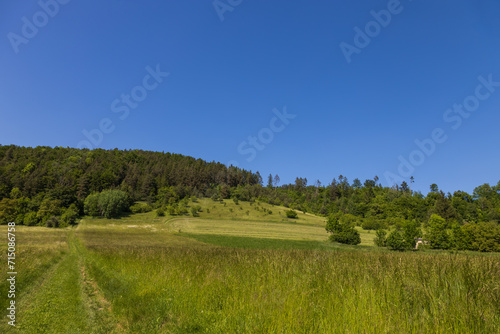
[1,199,499,333]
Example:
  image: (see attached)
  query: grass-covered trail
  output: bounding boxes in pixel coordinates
[0,230,123,334]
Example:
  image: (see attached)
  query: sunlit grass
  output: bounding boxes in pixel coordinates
[2,206,499,333]
[85,240,500,333]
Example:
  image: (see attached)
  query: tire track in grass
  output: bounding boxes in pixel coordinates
[0,249,67,333]
[74,233,127,333]
[11,231,123,333]
[14,232,90,333]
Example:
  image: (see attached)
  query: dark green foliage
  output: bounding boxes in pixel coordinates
[386,229,406,251]
[45,216,60,228]
[84,190,129,218]
[426,214,450,249]
[167,206,176,215]
[61,204,79,227]
[130,202,153,213]
[402,220,422,249]
[156,207,165,217]
[190,207,199,217]
[362,218,386,230]
[0,144,259,209]
[285,210,298,219]
[84,193,100,217]
[37,199,63,225]
[23,211,39,226]
[156,187,178,205]
[382,220,422,251]
[0,198,18,224]
[326,217,361,245]
[451,221,500,252]
[374,229,387,247]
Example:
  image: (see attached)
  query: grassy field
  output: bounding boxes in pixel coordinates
[0,199,499,333]
[167,198,375,246]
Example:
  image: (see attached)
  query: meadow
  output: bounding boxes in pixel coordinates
[0,199,499,333]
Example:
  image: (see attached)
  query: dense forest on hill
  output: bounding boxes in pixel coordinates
[1,145,499,251]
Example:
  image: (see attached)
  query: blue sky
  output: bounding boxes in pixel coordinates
[1,0,499,194]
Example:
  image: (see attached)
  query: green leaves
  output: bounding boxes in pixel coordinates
[386,230,406,251]
[326,217,361,245]
[426,214,450,249]
[285,210,298,219]
[84,190,129,219]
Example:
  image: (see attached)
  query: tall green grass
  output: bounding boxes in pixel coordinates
[3,213,500,333]
[82,236,500,333]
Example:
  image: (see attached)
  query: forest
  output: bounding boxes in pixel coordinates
[0,144,499,251]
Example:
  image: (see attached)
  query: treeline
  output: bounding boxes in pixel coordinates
[0,145,499,251]
[0,145,259,226]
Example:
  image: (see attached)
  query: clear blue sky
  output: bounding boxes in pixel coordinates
[1,0,499,194]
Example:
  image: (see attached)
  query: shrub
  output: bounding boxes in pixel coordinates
[23,212,39,226]
[285,210,298,219]
[190,207,199,217]
[177,207,188,215]
[156,207,165,217]
[374,229,387,247]
[386,229,407,251]
[426,214,450,249]
[130,202,153,213]
[180,198,189,207]
[61,204,79,227]
[326,217,361,245]
[36,198,63,223]
[362,218,386,230]
[83,193,100,216]
[167,206,176,215]
[45,216,60,228]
